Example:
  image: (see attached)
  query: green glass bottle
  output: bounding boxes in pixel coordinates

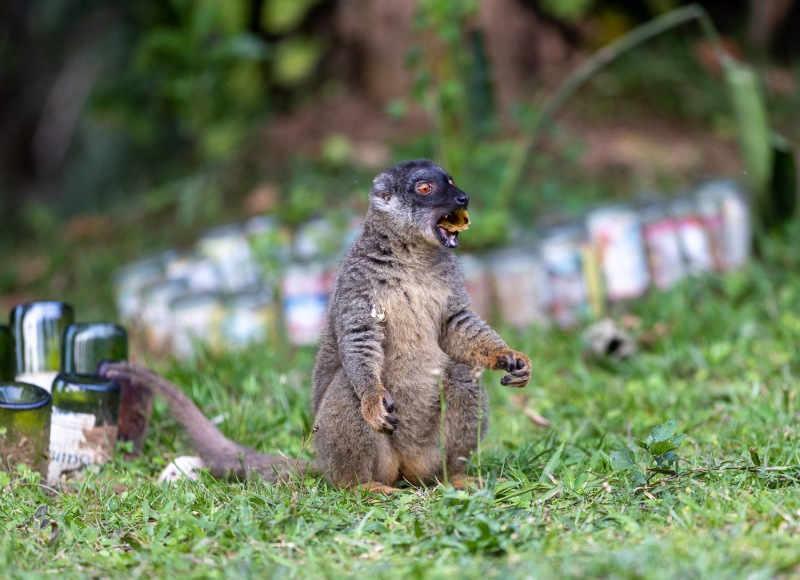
[10,301,75,392]
[47,374,120,484]
[61,323,152,455]
[0,325,15,381]
[61,323,128,374]
[0,382,51,476]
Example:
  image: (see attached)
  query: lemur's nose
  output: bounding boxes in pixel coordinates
[456,193,469,207]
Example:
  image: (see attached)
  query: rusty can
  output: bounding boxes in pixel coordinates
[488,247,549,330]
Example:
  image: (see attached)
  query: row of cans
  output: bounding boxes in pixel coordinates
[114,215,355,355]
[115,179,750,356]
[480,179,750,329]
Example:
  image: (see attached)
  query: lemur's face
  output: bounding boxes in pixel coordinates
[370,160,471,248]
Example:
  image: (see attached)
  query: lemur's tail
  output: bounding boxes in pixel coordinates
[102,362,312,482]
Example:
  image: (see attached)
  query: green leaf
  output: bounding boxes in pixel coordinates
[724,59,772,201]
[670,434,687,447]
[649,419,676,444]
[655,450,678,470]
[540,441,566,482]
[631,468,648,489]
[610,448,636,471]
[649,440,678,456]
[749,447,762,467]
[633,437,649,450]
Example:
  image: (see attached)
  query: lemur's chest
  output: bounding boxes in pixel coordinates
[373,268,451,350]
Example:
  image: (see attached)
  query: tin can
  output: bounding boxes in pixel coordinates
[281,263,334,346]
[294,218,340,262]
[10,301,75,392]
[164,253,221,293]
[488,248,549,330]
[0,325,15,381]
[671,197,714,275]
[48,374,121,483]
[139,279,189,349]
[540,224,590,328]
[0,382,51,476]
[169,292,224,358]
[114,257,165,322]
[196,224,261,292]
[245,216,292,287]
[586,206,650,301]
[221,289,276,349]
[638,201,686,290]
[695,180,751,271]
[459,254,492,321]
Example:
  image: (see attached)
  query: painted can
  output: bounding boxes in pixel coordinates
[294,218,341,262]
[10,301,75,392]
[196,224,261,292]
[638,201,686,290]
[281,263,334,346]
[580,242,605,319]
[169,292,224,359]
[586,206,650,301]
[459,254,492,321]
[488,247,549,330]
[221,289,276,349]
[245,216,292,286]
[539,225,590,328]
[113,257,165,322]
[671,197,714,275]
[694,180,751,271]
[139,279,189,350]
[164,253,221,293]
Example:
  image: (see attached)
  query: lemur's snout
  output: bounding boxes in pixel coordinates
[455,193,469,208]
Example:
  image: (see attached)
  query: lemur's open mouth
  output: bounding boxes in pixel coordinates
[435,208,470,248]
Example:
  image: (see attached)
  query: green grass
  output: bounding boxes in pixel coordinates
[2,224,800,578]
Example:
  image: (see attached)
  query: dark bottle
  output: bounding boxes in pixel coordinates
[0,382,52,476]
[10,301,75,392]
[0,325,15,381]
[48,374,120,484]
[61,323,152,455]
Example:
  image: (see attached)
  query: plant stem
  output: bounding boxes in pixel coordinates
[496,3,728,208]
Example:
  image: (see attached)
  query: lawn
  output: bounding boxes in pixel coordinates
[2,223,800,578]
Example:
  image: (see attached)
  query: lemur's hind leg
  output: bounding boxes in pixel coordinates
[313,370,400,488]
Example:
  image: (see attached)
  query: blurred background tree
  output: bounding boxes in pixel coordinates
[1,0,799,241]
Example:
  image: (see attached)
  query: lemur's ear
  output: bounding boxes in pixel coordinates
[371,173,393,202]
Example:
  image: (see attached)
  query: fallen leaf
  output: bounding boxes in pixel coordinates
[524,408,552,428]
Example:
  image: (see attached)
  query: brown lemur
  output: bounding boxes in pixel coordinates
[103,159,532,488]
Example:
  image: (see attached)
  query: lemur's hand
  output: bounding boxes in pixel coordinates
[361,388,398,435]
[493,350,531,388]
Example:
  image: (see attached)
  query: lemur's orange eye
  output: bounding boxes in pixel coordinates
[415,181,432,195]
[447,178,454,186]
